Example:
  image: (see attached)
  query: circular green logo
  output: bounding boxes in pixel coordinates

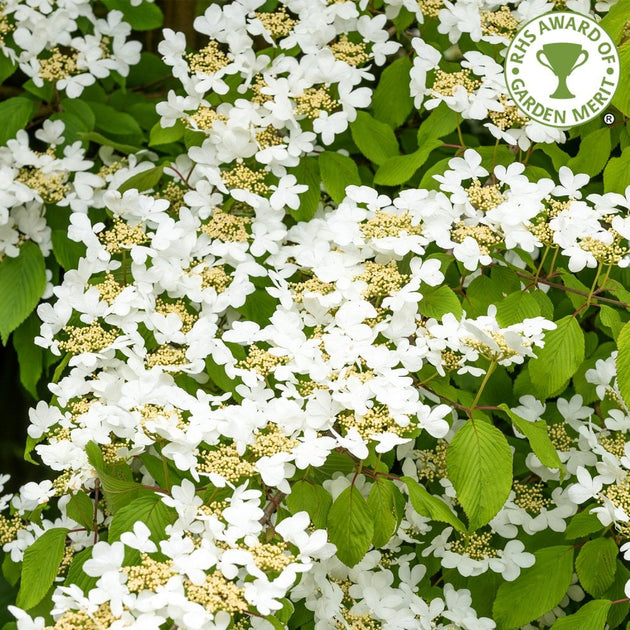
[505,11,620,128]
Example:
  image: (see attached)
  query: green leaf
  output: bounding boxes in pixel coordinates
[498,404,563,472]
[402,476,466,533]
[87,441,155,514]
[0,98,35,145]
[612,42,630,118]
[51,230,86,269]
[528,315,585,400]
[464,274,504,318]
[319,152,361,203]
[80,131,141,154]
[0,242,46,344]
[419,285,463,320]
[551,600,611,630]
[139,453,185,489]
[600,0,630,42]
[446,420,512,530]
[13,313,43,397]
[286,480,332,529]
[102,0,164,30]
[565,510,606,540]
[60,99,95,130]
[373,140,443,186]
[418,156,453,191]
[371,56,414,128]
[493,546,575,629]
[149,120,185,147]
[288,156,320,222]
[576,538,618,597]
[366,478,401,547]
[118,166,164,194]
[495,291,541,327]
[537,143,570,170]
[417,104,458,144]
[604,145,630,193]
[307,451,356,484]
[0,54,17,84]
[600,305,624,341]
[617,321,630,409]
[65,548,98,595]
[109,494,176,543]
[327,486,374,567]
[350,111,399,165]
[566,128,611,177]
[66,491,94,531]
[16,528,68,610]
[265,616,286,630]
[87,101,144,137]
[2,553,21,587]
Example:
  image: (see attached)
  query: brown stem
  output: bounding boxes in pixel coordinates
[515,270,630,309]
[259,491,286,526]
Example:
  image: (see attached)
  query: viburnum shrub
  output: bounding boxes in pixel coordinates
[1,0,630,628]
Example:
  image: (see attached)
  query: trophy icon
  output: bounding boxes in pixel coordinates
[535,43,589,99]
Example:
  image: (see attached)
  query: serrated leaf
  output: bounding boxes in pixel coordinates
[149,120,185,147]
[86,442,154,513]
[0,242,46,344]
[493,546,575,629]
[612,43,630,118]
[350,111,399,165]
[604,145,630,193]
[327,486,374,567]
[446,420,512,530]
[288,156,320,222]
[102,0,164,30]
[402,476,465,533]
[319,152,361,203]
[64,547,98,595]
[51,229,86,269]
[109,494,176,543]
[118,166,164,194]
[566,128,611,177]
[60,99,95,130]
[600,0,630,42]
[528,315,585,400]
[307,452,356,484]
[16,528,68,610]
[80,131,141,153]
[0,54,17,84]
[600,305,624,341]
[617,322,630,409]
[495,291,541,327]
[417,104,458,144]
[66,491,94,531]
[499,404,563,472]
[0,98,35,145]
[374,139,442,186]
[286,480,332,529]
[576,538,618,597]
[565,510,606,540]
[551,600,611,630]
[13,313,43,397]
[419,284,463,320]
[87,101,144,137]
[372,56,414,128]
[367,478,400,547]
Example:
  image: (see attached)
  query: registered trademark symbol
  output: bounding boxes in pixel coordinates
[603,112,615,125]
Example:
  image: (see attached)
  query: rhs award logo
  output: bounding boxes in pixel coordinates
[505,11,619,128]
